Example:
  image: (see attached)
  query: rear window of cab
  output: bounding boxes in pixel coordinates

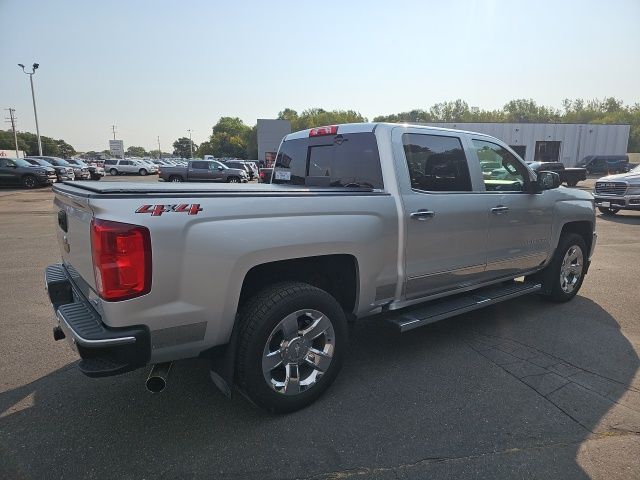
[273,132,384,189]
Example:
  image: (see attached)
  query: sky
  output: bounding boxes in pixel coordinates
[1,0,639,152]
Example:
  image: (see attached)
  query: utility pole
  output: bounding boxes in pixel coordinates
[18,63,42,156]
[112,125,117,140]
[187,129,194,158]
[157,136,161,159]
[5,108,20,157]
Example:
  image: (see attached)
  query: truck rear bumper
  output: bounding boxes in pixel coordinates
[45,264,151,377]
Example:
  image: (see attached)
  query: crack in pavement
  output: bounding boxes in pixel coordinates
[298,431,640,480]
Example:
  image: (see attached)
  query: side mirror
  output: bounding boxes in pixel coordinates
[217,166,223,171]
[535,171,560,192]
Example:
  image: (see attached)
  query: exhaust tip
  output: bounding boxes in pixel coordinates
[145,361,173,393]
[146,376,166,393]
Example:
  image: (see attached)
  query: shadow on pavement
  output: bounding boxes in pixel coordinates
[0,295,638,479]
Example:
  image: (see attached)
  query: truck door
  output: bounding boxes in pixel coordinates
[189,161,214,181]
[469,138,553,279]
[393,128,490,299]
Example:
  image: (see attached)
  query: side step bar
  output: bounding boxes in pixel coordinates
[389,280,541,333]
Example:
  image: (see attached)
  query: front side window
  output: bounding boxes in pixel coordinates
[402,134,471,192]
[0,159,15,168]
[472,139,528,192]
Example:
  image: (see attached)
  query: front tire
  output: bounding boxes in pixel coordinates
[227,176,240,183]
[539,233,588,303]
[109,168,118,176]
[598,207,619,216]
[22,175,38,189]
[139,169,148,176]
[169,175,183,182]
[236,282,348,413]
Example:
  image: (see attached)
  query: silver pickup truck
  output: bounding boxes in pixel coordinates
[45,123,596,413]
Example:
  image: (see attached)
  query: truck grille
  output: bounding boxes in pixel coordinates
[595,182,627,196]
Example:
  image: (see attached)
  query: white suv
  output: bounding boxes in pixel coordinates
[104,159,157,176]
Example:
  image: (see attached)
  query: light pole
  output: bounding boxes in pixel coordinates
[18,63,42,156]
[187,129,194,158]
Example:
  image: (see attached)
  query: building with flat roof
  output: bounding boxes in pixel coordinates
[257,119,291,166]
[424,122,630,166]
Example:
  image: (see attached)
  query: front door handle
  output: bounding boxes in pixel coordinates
[491,205,509,215]
[410,209,436,220]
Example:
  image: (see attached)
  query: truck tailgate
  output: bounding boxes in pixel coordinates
[53,185,96,294]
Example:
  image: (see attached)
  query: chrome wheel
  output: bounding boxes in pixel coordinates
[560,245,583,294]
[262,309,335,396]
[228,177,239,183]
[23,176,37,188]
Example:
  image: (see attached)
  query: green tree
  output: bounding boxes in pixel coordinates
[278,108,367,131]
[201,117,252,159]
[126,146,147,157]
[56,139,76,158]
[172,137,197,158]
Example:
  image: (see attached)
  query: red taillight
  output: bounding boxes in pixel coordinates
[91,219,152,301]
[259,171,265,178]
[309,125,338,137]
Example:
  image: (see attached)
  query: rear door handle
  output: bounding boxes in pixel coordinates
[491,205,509,214]
[410,209,436,220]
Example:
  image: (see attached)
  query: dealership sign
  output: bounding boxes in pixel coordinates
[109,139,125,158]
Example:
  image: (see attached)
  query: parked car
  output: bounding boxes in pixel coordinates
[578,155,629,175]
[0,157,57,188]
[258,167,273,183]
[224,160,255,180]
[66,159,104,181]
[104,159,157,176]
[31,156,90,180]
[593,164,640,215]
[25,157,75,181]
[45,123,596,413]
[158,159,248,182]
[527,161,587,187]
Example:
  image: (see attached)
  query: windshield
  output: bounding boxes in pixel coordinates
[15,159,33,167]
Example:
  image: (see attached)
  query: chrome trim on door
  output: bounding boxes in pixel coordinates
[491,206,509,214]
[410,209,436,220]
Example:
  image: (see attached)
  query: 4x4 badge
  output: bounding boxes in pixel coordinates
[135,204,203,216]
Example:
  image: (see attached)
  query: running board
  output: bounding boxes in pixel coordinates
[389,281,542,333]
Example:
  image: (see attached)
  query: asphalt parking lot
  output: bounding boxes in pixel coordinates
[1,176,639,479]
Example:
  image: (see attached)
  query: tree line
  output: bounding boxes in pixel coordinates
[0,130,76,158]
[2,98,638,160]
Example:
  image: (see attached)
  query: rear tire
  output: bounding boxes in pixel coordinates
[236,282,348,413]
[538,233,587,303]
[566,179,578,187]
[169,175,183,182]
[228,177,240,183]
[598,207,619,216]
[139,169,148,176]
[109,168,118,176]
[22,175,38,189]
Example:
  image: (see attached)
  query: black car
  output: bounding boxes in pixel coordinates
[25,157,75,181]
[0,157,57,188]
[66,159,104,180]
[31,156,90,180]
[578,155,629,175]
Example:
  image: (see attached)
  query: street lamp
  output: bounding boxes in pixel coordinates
[187,129,194,159]
[18,63,43,156]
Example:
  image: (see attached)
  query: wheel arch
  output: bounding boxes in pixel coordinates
[560,220,594,256]
[238,254,360,316]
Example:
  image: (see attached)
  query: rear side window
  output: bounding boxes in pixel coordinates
[104,160,116,165]
[402,134,471,192]
[273,132,383,189]
[192,161,208,169]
